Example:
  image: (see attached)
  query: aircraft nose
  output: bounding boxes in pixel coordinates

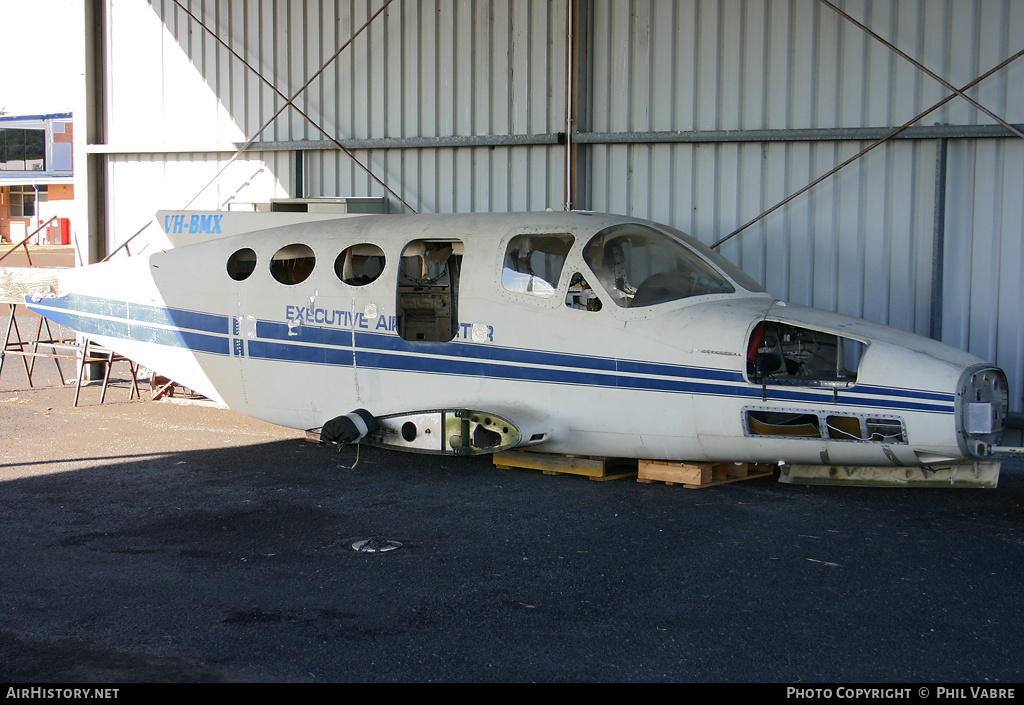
[959,366,1008,457]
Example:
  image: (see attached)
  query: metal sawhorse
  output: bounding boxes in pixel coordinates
[1,303,140,405]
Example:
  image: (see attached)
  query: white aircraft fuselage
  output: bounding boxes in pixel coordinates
[18,211,1010,484]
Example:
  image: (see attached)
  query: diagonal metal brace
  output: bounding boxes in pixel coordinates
[711,46,1024,250]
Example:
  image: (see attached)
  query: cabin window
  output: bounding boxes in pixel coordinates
[582,224,734,308]
[397,240,463,342]
[270,244,316,285]
[226,248,257,281]
[336,244,385,286]
[565,272,603,311]
[747,321,865,387]
[501,234,573,297]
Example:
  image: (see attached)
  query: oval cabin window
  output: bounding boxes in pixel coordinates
[335,244,386,286]
[226,248,257,281]
[270,244,316,285]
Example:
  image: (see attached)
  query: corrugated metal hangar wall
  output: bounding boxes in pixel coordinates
[81,0,1024,415]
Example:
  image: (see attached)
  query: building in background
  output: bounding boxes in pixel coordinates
[0,113,74,246]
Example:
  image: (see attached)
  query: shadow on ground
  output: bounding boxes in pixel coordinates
[1,365,1022,682]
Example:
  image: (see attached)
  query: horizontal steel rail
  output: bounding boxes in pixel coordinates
[84,122,1024,156]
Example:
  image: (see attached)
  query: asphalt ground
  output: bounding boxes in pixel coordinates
[1,322,1022,684]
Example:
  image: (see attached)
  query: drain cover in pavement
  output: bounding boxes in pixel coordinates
[351,537,403,553]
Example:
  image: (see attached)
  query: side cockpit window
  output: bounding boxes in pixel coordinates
[397,240,463,342]
[583,225,734,308]
[565,273,603,311]
[501,234,573,298]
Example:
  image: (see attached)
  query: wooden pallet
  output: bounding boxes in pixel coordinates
[637,460,776,488]
[493,451,638,481]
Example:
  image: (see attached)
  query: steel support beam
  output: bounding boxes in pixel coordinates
[80,0,108,264]
[84,122,1024,157]
[565,0,591,212]
[574,123,1024,145]
[241,134,565,152]
[930,138,949,342]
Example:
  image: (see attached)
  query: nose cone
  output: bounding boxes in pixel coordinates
[958,366,1009,458]
[744,301,1008,463]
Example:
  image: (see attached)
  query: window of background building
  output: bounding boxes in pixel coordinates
[0,128,46,171]
[6,185,46,217]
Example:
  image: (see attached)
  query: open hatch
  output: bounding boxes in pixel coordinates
[747,320,865,388]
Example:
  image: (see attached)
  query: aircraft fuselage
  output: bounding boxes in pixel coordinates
[23,212,1008,481]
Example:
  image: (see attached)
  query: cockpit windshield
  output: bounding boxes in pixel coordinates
[582,224,736,308]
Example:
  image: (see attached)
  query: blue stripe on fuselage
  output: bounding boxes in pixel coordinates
[25,294,955,414]
[26,293,230,356]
